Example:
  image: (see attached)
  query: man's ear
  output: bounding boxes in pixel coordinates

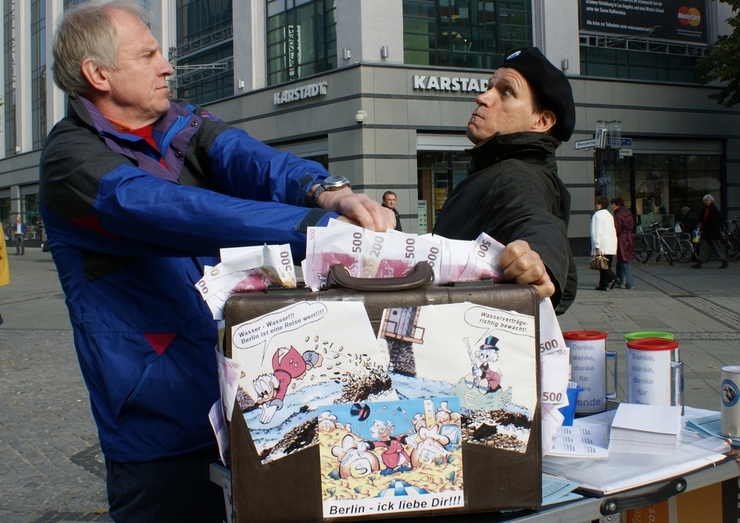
[81,58,111,93]
[530,109,556,134]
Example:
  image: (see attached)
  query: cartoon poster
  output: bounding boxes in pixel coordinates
[378,302,537,453]
[317,397,464,518]
[230,301,394,464]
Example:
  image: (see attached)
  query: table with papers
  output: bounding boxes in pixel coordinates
[543,406,728,494]
[495,406,739,522]
[496,456,739,522]
[428,406,739,522]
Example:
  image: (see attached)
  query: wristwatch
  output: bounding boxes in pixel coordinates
[311,175,351,208]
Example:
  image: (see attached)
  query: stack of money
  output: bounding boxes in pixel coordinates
[302,219,505,291]
[195,244,296,319]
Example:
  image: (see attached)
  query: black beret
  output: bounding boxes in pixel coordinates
[500,47,576,142]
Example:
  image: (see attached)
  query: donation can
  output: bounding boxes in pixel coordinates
[625,337,683,408]
[563,330,616,414]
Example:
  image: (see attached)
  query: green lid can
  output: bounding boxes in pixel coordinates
[624,331,674,341]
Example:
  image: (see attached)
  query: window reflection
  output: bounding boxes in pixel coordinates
[608,153,722,230]
[403,0,532,69]
[267,0,337,86]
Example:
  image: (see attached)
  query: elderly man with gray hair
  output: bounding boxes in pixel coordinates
[39,1,393,521]
[691,194,728,269]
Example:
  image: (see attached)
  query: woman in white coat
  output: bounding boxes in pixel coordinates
[590,196,618,290]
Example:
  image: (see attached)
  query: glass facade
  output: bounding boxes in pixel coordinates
[403,0,532,69]
[580,42,704,83]
[3,0,16,156]
[21,193,42,241]
[1,196,10,238]
[31,0,46,149]
[603,153,722,230]
[173,0,234,104]
[0,0,733,248]
[1,194,42,242]
[266,0,337,86]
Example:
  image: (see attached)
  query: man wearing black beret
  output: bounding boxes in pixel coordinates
[433,47,577,314]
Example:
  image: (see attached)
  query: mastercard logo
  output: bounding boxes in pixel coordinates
[678,6,701,27]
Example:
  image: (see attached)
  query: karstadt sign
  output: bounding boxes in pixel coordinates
[412,75,488,93]
[273,81,328,105]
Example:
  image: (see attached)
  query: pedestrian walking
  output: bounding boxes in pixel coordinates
[590,196,617,290]
[13,216,27,255]
[610,197,635,289]
[679,206,699,237]
[691,194,728,269]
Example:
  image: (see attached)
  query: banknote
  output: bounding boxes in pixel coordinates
[196,244,296,319]
[304,221,509,289]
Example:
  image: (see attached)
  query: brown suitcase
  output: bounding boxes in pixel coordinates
[223,264,542,522]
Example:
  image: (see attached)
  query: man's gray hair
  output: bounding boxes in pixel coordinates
[703,194,714,203]
[52,0,151,98]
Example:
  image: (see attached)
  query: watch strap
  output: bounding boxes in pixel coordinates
[311,184,326,208]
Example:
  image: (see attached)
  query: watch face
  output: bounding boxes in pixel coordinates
[323,175,351,189]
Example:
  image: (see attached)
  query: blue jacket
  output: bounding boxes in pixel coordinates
[13,221,27,236]
[39,97,336,462]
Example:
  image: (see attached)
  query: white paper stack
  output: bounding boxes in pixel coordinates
[608,404,682,455]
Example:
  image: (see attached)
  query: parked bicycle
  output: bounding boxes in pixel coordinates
[634,222,694,265]
[670,230,696,263]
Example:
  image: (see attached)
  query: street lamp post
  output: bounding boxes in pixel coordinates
[594,120,623,197]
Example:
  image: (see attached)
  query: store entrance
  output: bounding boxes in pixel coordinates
[599,149,723,232]
[416,150,470,234]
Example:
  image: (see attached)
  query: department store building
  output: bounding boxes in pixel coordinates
[1,0,738,256]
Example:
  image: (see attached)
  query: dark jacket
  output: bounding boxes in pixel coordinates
[39,97,336,463]
[699,203,723,241]
[613,206,635,262]
[383,204,402,231]
[682,211,699,236]
[432,132,576,314]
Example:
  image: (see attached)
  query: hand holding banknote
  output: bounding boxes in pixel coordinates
[498,240,555,300]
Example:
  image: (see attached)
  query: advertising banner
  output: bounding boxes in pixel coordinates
[580,1,707,44]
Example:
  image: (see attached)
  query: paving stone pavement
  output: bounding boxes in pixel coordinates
[1,250,110,523]
[0,249,738,522]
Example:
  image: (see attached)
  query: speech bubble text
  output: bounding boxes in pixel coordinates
[464,306,533,334]
[232,302,328,350]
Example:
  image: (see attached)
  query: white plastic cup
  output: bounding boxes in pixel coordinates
[720,366,740,438]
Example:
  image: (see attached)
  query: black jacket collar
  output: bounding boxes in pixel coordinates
[468,132,559,173]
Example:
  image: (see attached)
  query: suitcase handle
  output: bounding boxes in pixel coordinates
[327,261,434,291]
